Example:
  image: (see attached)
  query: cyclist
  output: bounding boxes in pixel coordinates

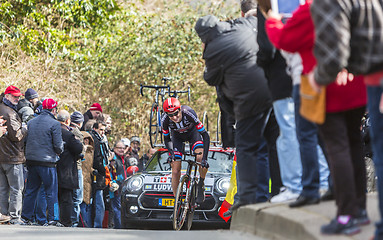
[161,97,210,204]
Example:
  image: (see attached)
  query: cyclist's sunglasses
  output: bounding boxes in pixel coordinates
[167,110,180,118]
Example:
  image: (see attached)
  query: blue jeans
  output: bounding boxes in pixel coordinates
[22,165,59,222]
[93,190,105,228]
[236,109,281,203]
[255,138,270,203]
[367,86,383,238]
[71,169,83,225]
[273,97,302,194]
[293,85,329,198]
[80,202,92,227]
[111,195,121,229]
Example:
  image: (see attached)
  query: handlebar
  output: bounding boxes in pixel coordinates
[140,84,170,97]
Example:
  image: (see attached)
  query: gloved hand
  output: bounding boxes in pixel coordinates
[92,169,99,176]
[201,159,209,168]
[109,182,119,192]
[166,157,175,165]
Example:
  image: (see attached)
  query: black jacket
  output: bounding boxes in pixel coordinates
[201,16,272,121]
[81,110,93,131]
[91,130,108,190]
[257,10,292,101]
[57,125,83,190]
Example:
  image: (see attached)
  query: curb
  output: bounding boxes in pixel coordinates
[230,196,378,240]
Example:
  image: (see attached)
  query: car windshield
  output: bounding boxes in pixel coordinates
[144,150,234,173]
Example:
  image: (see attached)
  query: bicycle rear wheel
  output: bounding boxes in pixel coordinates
[173,175,189,230]
[185,181,196,230]
[149,103,162,148]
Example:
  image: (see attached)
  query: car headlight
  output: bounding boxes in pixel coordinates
[215,177,230,194]
[124,176,144,192]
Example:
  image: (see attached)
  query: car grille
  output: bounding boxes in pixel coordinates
[139,191,217,211]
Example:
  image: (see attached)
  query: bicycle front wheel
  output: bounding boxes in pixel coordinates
[149,103,162,148]
[173,175,189,230]
[185,181,196,230]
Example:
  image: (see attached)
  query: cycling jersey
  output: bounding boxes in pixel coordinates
[161,105,210,161]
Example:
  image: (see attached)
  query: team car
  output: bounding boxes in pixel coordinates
[120,146,234,229]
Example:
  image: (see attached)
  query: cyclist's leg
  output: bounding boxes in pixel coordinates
[171,135,184,197]
[171,161,182,197]
[190,131,208,179]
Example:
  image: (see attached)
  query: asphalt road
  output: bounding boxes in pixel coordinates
[0,224,266,240]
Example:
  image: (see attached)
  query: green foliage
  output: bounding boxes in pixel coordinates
[0,0,239,148]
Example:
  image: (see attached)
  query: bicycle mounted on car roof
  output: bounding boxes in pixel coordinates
[140,77,209,148]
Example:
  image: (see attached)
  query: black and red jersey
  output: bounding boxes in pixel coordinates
[161,105,206,136]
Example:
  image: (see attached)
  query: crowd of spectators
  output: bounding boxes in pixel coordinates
[0,86,155,228]
[1,0,383,238]
[195,0,382,238]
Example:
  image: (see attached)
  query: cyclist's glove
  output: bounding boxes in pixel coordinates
[201,159,209,168]
[166,157,175,165]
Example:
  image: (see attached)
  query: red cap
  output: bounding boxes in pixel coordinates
[89,103,103,112]
[4,86,23,97]
[127,166,139,175]
[42,98,58,110]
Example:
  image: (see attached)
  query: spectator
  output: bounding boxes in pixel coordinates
[22,98,63,226]
[84,119,96,132]
[127,136,141,171]
[81,103,102,130]
[195,14,281,214]
[139,148,157,170]
[241,0,302,203]
[121,138,131,156]
[90,121,110,228]
[57,110,83,227]
[263,0,330,208]
[310,0,381,237]
[79,131,94,228]
[108,140,127,229]
[69,111,85,227]
[17,88,39,123]
[0,86,27,224]
[104,114,112,136]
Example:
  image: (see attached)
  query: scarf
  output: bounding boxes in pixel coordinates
[3,97,17,111]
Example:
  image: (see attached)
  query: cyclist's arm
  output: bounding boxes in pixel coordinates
[161,116,175,159]
[195,122,210,160]
[163,131,175,159]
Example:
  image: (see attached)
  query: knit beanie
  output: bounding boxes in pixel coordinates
[25,88,39,100]
[71,111,84,124]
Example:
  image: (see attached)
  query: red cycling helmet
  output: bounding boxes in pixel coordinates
[163,97,181,113]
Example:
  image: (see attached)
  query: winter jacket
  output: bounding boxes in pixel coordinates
[266,0,316,75]
[25,110,63,166]
[199,16,272,121]
[17,98,35,123]
[257,10,292,101]
[0,96,27,164]
[57,125,83,190]
[265,0,367,113]
[81,110,93,131]
[81,131,94,205]
[70,123,84,169]
[311,0,383,86]
[90,130,109,190]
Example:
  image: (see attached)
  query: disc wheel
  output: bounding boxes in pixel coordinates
[185,181,196,230]
[149,103,162,148]
[173,175,189,230]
